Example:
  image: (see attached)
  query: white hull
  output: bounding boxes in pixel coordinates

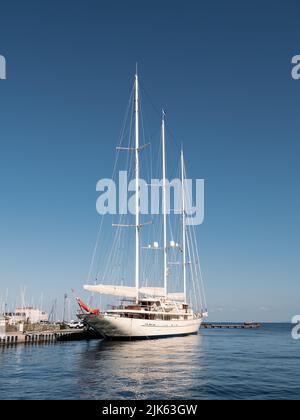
[81,313,203,340]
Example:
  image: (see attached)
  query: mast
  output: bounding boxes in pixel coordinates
[181,150,187,303]
[134,72,140,302]
[162,111,168,296]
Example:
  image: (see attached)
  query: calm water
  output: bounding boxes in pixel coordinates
[0,324,299,400]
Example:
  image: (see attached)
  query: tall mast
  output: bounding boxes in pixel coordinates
[162,111,168,296]
[181,150,187,303]
[134,72,140,302]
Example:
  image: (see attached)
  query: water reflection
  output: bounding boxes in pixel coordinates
[77,334,205,399]
[1,325,299,400]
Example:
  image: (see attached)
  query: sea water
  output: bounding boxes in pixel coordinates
[0,323,299,400]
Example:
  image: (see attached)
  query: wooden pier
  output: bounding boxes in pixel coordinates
[201,322,261,329]
[0,328,100,347]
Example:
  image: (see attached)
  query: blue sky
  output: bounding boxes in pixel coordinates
[0,0,299,321]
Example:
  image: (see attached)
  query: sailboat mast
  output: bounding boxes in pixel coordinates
[181,150,187,303]
[162,112,168,296]
[134,73,140,303]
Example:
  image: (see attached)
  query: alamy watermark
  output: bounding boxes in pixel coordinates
[291,316,300,340]
[291,55,300,80]
[0,55,6,80]
[96,171,204,226]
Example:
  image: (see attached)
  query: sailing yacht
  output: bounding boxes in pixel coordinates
[78,72,208,340]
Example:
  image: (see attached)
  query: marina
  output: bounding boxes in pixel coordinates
[0,328,99,346]
[0,322,262,347]
[0,0,299,403]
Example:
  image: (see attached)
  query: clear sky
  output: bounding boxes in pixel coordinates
[0,0,299,321]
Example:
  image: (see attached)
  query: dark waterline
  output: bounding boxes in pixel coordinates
[0,324,299,400]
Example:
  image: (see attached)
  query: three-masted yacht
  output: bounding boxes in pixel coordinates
[78,72,208,339]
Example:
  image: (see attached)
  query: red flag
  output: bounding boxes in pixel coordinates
[76,297,100,316]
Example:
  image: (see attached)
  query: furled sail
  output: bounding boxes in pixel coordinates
[84,284,185,301]
[139,287,165,297]
[141,288,185,301]
[83,284,137,298]
[84,285,166,298]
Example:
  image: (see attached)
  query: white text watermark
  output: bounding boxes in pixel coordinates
[96,171,204,226]
[291,315,300,340]
[0,55,6,80]
[291,55,300,80]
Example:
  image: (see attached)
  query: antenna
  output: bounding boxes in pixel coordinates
[63,293,68,324]
[181,150,187,303]
[162,110,168,296]
[20,286,26,311]
[40,292,44,312]
[134,71,140,303]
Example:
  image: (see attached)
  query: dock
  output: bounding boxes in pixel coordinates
[0,328,100,347]
[201,322,261,329]
[0,323,262,346]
